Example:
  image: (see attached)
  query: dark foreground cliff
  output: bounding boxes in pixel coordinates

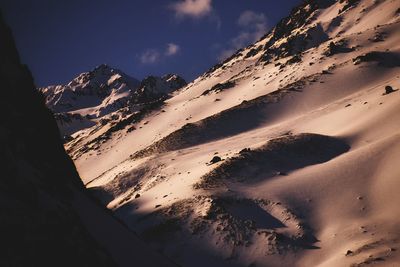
[0,12,175,267]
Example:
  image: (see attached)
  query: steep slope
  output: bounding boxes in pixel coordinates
[0,12,175,267]
[64,0,400,266]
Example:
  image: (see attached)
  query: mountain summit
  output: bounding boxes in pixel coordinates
[40,66,186,136]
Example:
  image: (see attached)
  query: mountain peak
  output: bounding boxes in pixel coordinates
[40,68,186,136]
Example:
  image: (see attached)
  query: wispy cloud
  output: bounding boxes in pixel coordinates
[140,49,161,64]
[171,0,213,18]
[140,43,181,64]
[237,10,268,40]
[165,43,180,56]
[218,10,268,61]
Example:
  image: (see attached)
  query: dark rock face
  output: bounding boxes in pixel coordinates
[0,13,115,266]
[352,51,400,67]
[131,74,186,104]
[338,0,360,14]
[323,40,354,56]
[201,81,236,96]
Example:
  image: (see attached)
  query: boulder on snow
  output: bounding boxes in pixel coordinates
[209,156,222,164]
[345,250,354,256]
[383,85,397,95]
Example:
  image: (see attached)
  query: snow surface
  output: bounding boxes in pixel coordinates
[60,0,400,266]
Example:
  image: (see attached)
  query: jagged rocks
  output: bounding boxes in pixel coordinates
[131,75,187,104]
[286,54,302,65]
[201,80,236,96]
[369,32,386,42]
[323,39,354,56]
[40,66,186,138]
[352,51,400,67]
[244,46,263,59]
[338,0,360,14]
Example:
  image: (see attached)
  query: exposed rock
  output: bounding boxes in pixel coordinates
[369,32,386,42]
[131,75,186,104]
[201,80,236,96]
[339,0,360,14]
[210,156,222,164]
[323,40,354,56]
[384,85,395,95]
[352,51,400,67]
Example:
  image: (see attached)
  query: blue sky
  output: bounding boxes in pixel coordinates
[2,0,301,86]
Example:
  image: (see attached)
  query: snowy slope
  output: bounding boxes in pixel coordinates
[64,0,400,266]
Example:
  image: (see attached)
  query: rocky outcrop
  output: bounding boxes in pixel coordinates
[0,12,118,266]
[0,12,177,267]
[131,74,186,104]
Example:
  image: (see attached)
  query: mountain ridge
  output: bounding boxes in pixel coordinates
[38,0,400,266]
[39,65,187,137]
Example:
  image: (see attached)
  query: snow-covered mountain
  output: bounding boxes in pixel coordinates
[40,64,140,114]
[40,66,186,137]
[57,0,400,266]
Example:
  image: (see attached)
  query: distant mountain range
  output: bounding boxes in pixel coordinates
[39,65,186,137]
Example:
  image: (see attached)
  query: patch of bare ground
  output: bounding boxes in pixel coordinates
[89,160,166,206]
[135,195,317,256]
[195,133,350,189]
[352,51,400,67]
[346,238,399,267]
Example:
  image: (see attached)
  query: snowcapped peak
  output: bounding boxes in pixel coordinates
[40,67,186,136]
[67,64,138,88]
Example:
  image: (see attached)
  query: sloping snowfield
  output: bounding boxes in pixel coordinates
[58,0,400,266]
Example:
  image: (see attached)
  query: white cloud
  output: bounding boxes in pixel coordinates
[171,0,213,18]
[140,49,161,64]
[238,10,266,28]
[165,43,180,56]
[218,10,268,61]
[237,10,268,40]
[140,43,181,64]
